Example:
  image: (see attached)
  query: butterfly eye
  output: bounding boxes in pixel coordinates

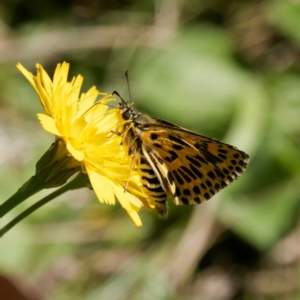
[122,109,132,120]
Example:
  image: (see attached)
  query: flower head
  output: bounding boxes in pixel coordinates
[17,62,150,226]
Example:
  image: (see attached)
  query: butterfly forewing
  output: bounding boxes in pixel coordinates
[138,124,249,208]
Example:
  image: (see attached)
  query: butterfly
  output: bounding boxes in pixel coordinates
[113,91,249,219]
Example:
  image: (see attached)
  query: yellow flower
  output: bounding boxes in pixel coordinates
[17,62,150,227]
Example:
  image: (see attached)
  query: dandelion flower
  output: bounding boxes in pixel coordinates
[17,62,150,226]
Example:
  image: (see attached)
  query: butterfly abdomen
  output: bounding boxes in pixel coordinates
[139,156,169,218]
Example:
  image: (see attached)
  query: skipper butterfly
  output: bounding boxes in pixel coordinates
[113,89,249,218]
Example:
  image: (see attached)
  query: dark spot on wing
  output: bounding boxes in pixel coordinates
[194,197,201,204]
[215,168,225,179]
[181,166,197,180]
[189,164,204,178]
[193,185,200,194]
[172,144,184,150]
[201,183,207,190]
[169,150,178,157]
[194,154,208,165]
[242,152,249,158]
[186,155,202,167]
[174,186,181,197]
[231,160,237,165]
[181,197,189,205]
[222,168,230,175]
[194,142,201,149]
[218,149,228,154]
[227,176,234,183]
[150,133,158,140]
[232,171,239,178]
[235,166,243,173]
[178,169,192,183]
[173,170,184,185]
[221,180,228,188]
[168,135,191,147]
[201,150,224,164]
[206,180,212,187]
[207,171,216,180]
[153,143,162,148]
[233,153,240,159]
[183,189,191,196]
[204,193,210,200]
[239,160,248,168]
[165,150,178,163]
[219,154,227,160]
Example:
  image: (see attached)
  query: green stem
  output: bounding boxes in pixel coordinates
[0,173,87,238]
[0,175,44,218]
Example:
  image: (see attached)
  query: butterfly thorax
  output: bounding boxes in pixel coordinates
[118,99,141,155]
[118,99,155,154]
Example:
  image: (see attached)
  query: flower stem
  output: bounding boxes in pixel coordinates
[0,175,44,218]
[0,173,87,238]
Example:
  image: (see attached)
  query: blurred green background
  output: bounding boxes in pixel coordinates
[0,0,299,299]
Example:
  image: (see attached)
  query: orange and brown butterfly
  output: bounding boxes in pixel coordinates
[113,89,249,219]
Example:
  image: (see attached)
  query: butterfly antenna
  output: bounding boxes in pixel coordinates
[125,70,132,103]
[112,90,125,103]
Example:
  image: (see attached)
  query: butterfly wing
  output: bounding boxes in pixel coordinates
[138,123,249,207]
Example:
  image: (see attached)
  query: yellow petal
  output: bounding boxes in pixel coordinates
[110,181,133,211]
[16,63,35,88]
[66,140,85,161]
[37,114,61,136]
[87,168,119,206]
[126,210,142,227]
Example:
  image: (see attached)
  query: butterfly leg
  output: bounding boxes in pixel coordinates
[108,129,121,138]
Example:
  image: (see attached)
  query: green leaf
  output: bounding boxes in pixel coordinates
[218,178,300,251]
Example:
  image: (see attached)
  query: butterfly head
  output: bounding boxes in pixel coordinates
[113,90,134,121]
